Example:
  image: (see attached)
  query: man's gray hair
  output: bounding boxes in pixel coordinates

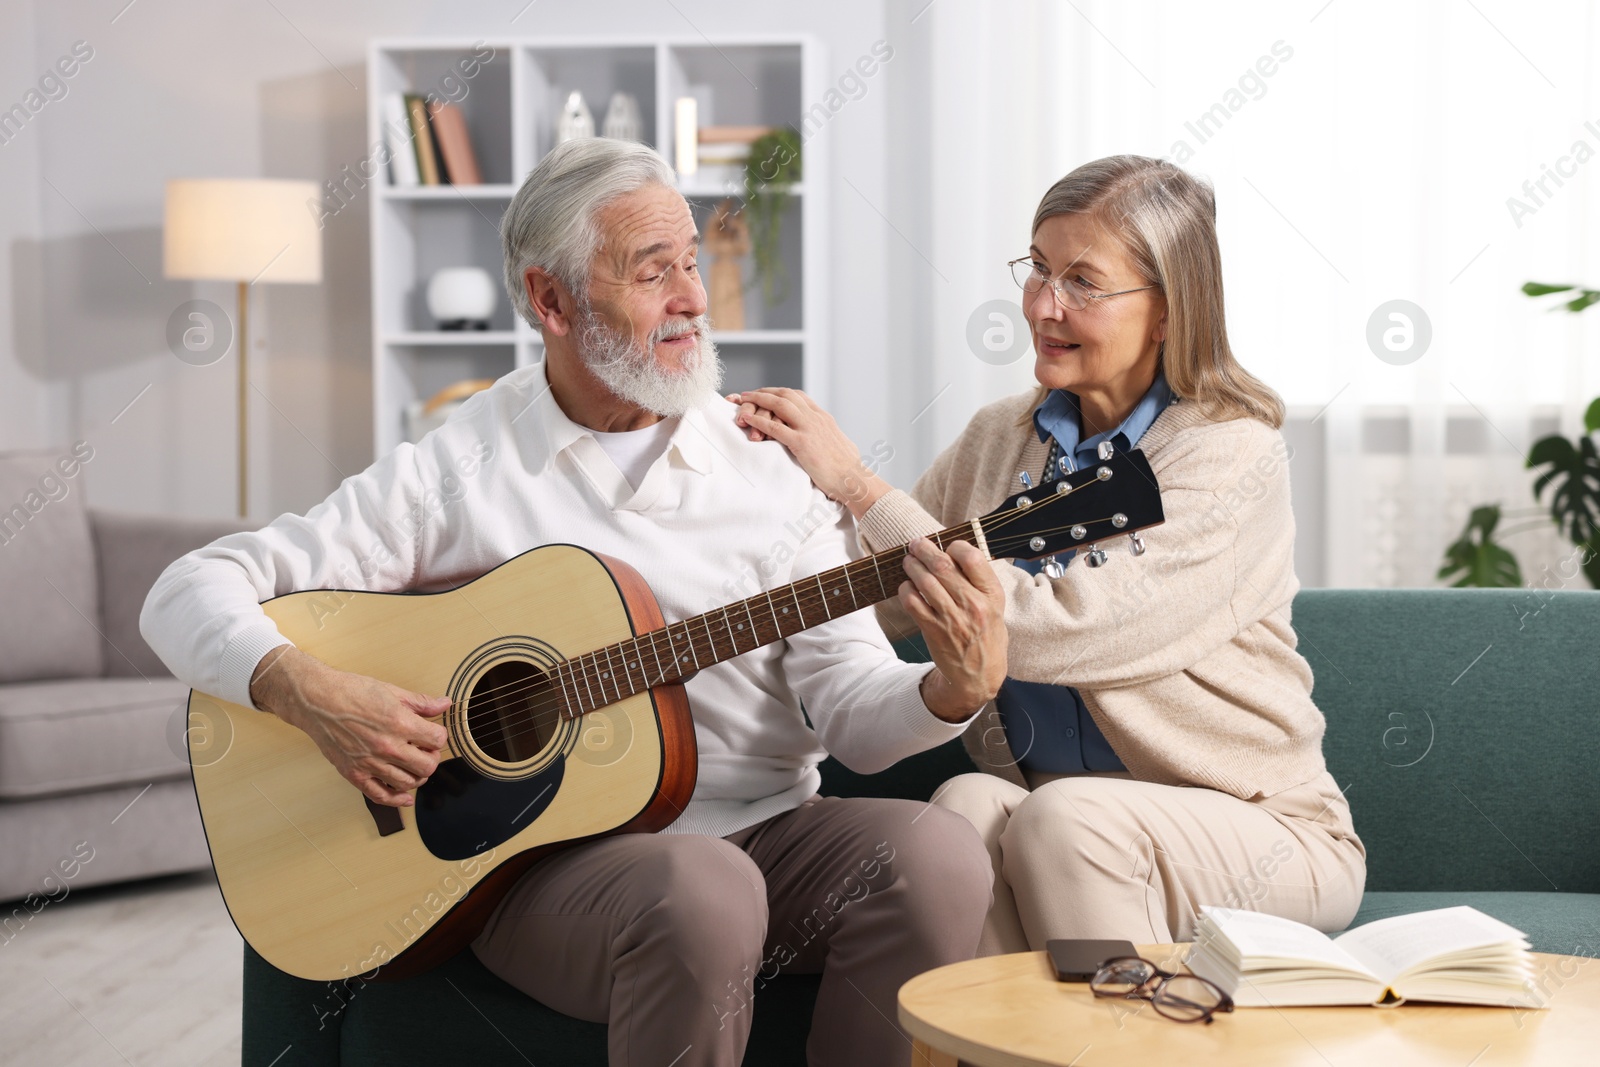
[501,138,676,327]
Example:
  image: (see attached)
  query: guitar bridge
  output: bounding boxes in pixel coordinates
[365,796,405,837]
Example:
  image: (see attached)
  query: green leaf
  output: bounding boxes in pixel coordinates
[1527,433,1600,545]
[1528,434,1578,467]
[1565,290,1600,313]
[1585,396,1600,436]
[1437,505,1524,588]
[1522,281,1574,296]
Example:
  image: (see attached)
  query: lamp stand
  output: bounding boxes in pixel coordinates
[237,279,249,518]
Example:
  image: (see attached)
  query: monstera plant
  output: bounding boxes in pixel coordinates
[1438,505,1525,588]
[1439,281,1600,588]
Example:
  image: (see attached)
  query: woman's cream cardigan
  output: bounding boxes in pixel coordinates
[857,392,1328,800]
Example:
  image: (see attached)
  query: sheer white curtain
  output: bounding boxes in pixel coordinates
[885,0,1599,586]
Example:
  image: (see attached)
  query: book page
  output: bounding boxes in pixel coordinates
[1333,906,1528,984]
[1187,944,1382,1007]
[1198,907,1376,978]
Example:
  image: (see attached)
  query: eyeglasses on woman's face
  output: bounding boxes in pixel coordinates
[1089,956,1234,1024]
[1008,256,1158,312]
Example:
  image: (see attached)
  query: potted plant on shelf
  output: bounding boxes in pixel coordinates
[742,128,801,307]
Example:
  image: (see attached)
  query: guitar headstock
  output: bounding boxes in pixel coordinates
[976,449,1165,562]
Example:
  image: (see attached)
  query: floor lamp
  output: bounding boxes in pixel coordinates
[163,179,322,517]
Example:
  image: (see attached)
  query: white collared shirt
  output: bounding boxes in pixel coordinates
[141,362,969,836]
[590,417,679,490]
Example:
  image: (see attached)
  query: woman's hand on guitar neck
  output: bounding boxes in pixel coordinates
[728,388,893,520]
[248,645,451,808]
[901,537,1009,723]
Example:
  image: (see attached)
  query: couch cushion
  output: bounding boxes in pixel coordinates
[1295,589,1600,895]
[0,448,104,682]
[0,678,191,797]
[1350,891,1600,958]
[91,508,254,678]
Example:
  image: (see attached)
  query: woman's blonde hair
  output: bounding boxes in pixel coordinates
[1021,155,1284,429]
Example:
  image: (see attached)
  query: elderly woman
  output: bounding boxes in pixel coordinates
[730,154,1365,955]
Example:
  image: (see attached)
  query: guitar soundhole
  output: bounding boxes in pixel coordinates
[465,661,559,764]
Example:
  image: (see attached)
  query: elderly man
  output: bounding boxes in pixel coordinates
[141,138,1003,1067]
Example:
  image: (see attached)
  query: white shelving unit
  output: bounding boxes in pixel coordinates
[367,36,827,457]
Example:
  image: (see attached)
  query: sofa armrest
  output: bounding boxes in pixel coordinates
[90,508,255,678]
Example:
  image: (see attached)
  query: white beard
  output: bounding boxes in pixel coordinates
[574,303,722,418]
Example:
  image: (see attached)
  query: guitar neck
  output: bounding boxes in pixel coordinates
[551,520,983,720]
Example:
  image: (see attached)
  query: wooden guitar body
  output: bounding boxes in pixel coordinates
[187,544,695,982]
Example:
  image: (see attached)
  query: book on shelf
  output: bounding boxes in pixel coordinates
[698,142,751,167]
[697,126,770,169]
[699,125,773,144]
[383,93,419,186]
[426,101,482,185]
[404,94,442,185]
[1185,905,1542,1008]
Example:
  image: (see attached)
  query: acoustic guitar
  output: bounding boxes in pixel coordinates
[186,449,1164,982]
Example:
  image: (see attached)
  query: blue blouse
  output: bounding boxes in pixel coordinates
[999,371,1178,774]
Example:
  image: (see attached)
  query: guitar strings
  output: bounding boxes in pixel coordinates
[443,482,1131,750]
[455,482,1113,725]
[452,501,1148,757]
[454,482,1093,722]
[447,556,917,749]
[446,491,1133,754]
[448,540,932,750]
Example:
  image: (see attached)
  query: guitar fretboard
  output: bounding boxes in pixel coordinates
[550,520,980,719]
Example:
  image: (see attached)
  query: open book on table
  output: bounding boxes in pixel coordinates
[1184,905,1541,1008]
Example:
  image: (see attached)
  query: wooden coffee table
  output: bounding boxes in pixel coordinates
[898,944,1600,1066]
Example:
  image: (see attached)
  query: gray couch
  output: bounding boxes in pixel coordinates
[0,449,249,905]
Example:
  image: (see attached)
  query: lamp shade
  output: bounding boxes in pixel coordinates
[164,179,322,283]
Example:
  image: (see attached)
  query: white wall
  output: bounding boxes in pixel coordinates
[2,0,897,519]
[0,0,58,451]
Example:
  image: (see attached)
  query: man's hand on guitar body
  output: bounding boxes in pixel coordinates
[901,537,1008,723]
[249,646,451,808]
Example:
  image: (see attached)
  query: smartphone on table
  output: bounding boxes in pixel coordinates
[1046,938,1139,982]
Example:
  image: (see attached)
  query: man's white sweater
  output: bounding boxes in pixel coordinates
[140,362,971,837]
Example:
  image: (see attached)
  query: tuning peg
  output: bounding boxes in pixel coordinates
[1042,555,1065,579]
[1017,471,1033,489]
[1128,532,1146,556]
[1097,440,1115,461]
[1084,545,1108,568]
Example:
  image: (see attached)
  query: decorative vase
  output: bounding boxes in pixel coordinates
[425,267,497,331]
[602,93,642,141]
[557,90,595,142]
[705,198,749,332]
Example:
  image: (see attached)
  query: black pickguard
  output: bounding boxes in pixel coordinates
[414,755,565,860]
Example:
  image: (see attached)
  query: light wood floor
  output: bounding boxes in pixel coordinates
[0,872,242,1067]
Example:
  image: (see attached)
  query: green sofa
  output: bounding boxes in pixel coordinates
[240,589,1600,1065]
